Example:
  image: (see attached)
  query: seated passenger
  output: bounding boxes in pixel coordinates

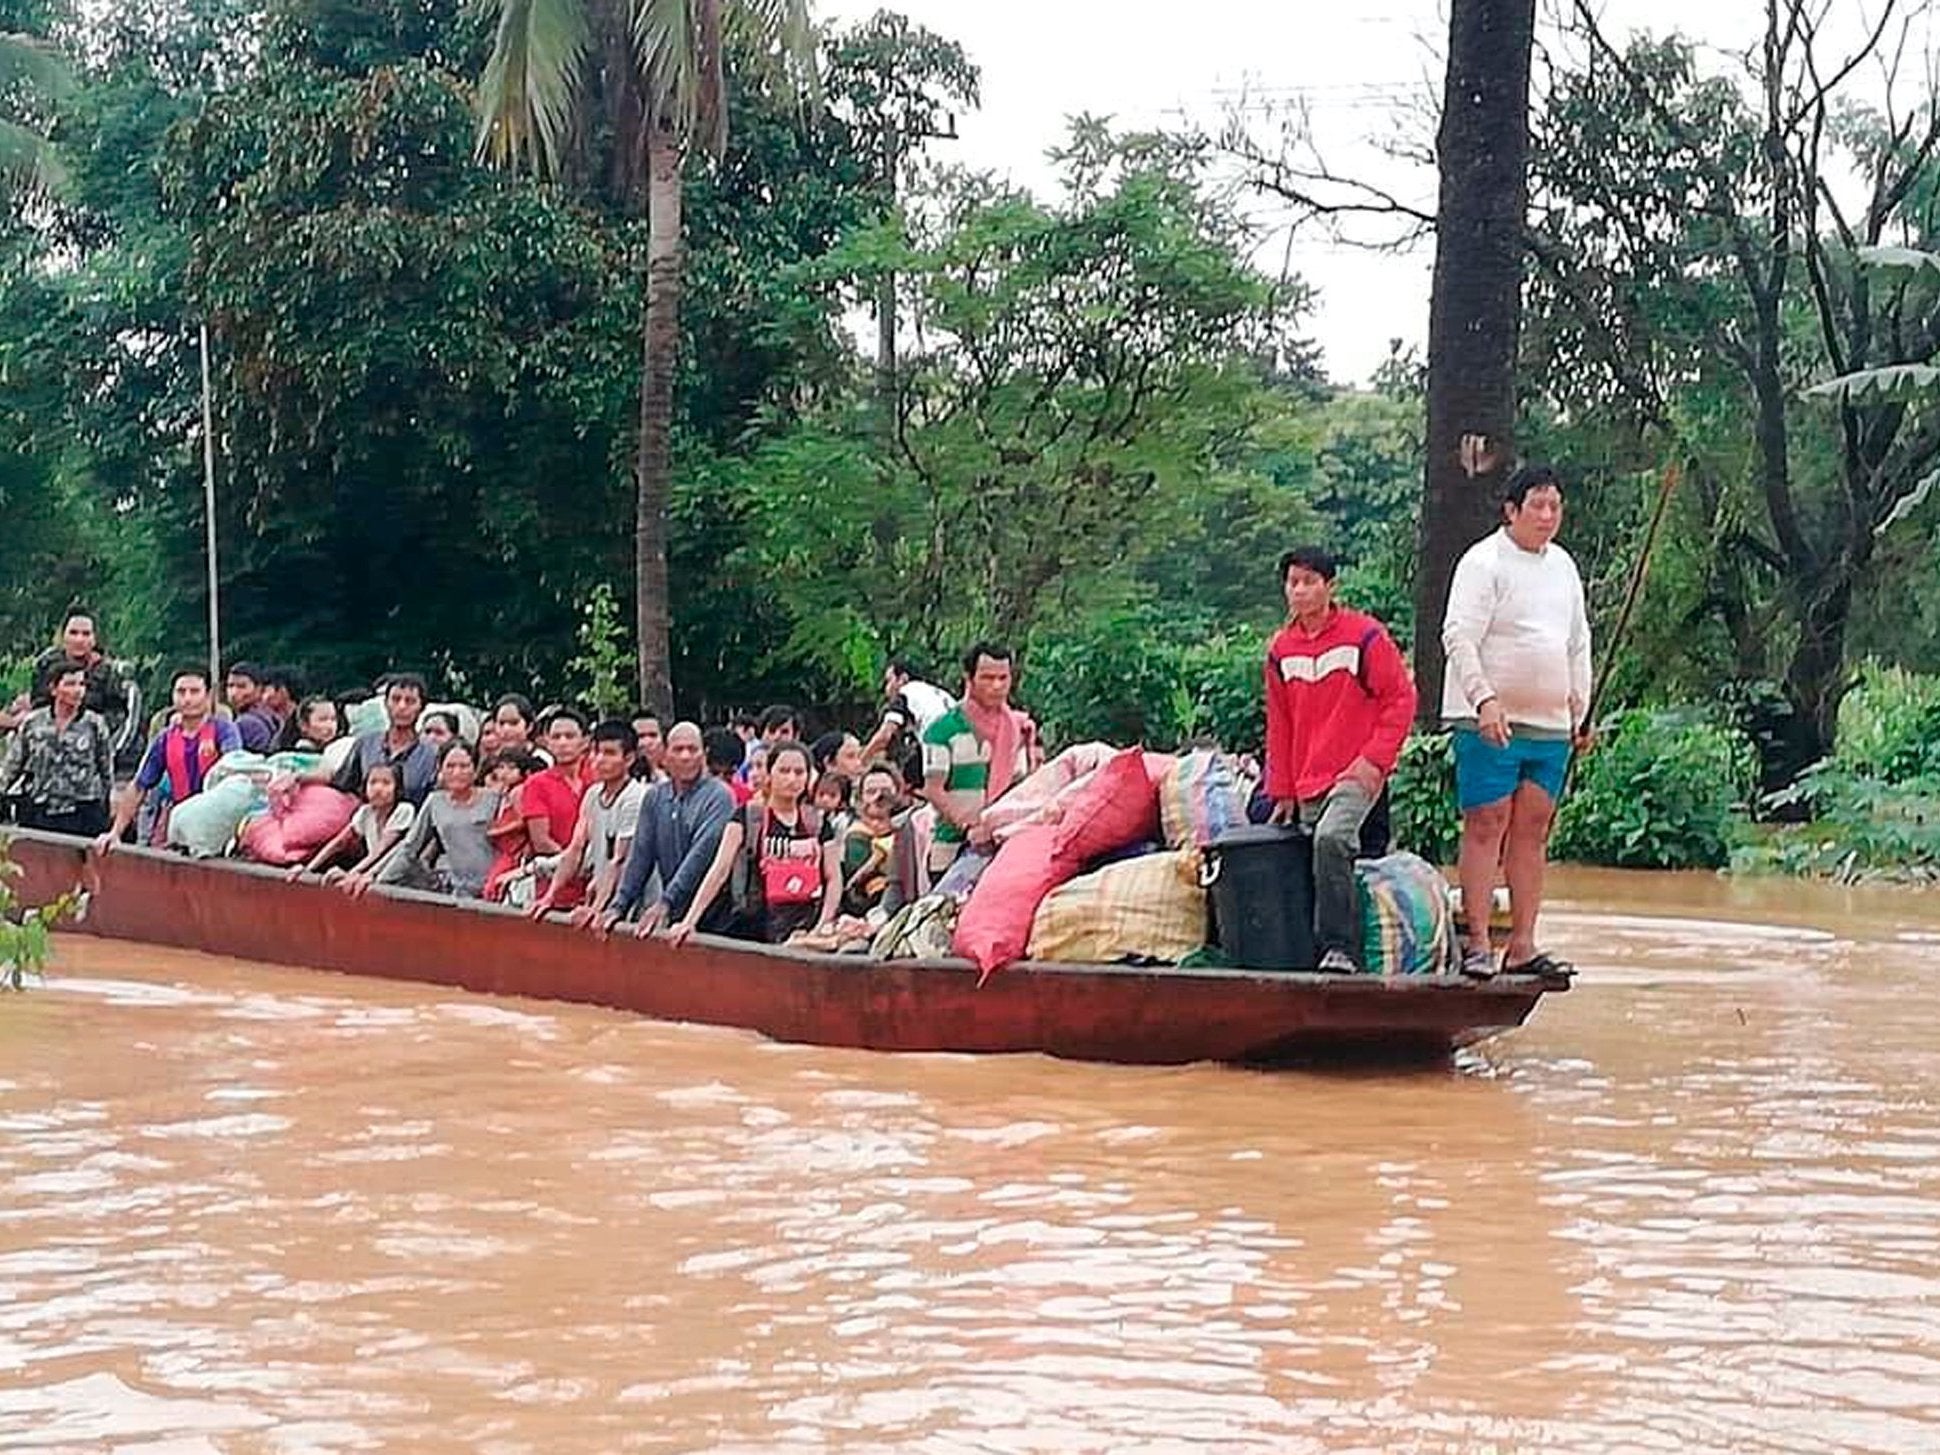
[528,720,646,928]
[666,742,840,946]
[224,661,283,753]
[522,709,594,905]
[419,710,461,754]
[813,768,851,834]
[319,674,439,806]
[287,761,415,889]
[838,764,901,918]
[366,741,500,898]
[600,724,736,938]
[482,749,542,902]
[809,730,866,781]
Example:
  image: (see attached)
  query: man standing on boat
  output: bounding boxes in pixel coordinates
[921,642,1040,877]
[1440,463,1592,979]
[1264,547,1417,972]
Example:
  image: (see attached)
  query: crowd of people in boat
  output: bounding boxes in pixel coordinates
[0,457,1592,976]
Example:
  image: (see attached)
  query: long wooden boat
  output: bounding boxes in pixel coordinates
[6,828,1562,1065]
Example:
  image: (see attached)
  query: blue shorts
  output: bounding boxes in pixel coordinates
[1452,728,1571,811]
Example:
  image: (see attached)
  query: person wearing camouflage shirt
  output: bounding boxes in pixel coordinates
[0,660,115,837]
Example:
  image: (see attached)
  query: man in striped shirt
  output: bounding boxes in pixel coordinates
[921,641,1039,875]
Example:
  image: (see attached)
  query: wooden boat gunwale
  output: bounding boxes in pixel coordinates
[5,828,1561,1065]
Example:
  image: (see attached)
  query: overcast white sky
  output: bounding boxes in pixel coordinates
[822,0,1933,386]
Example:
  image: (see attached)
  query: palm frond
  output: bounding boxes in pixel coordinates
[631,0,724,158]
[1877,465,1940,538]
[473,0,590,175]
[0,31,73,100]
[729,0,821,109]
[0,117,66,199]
[1852,244,1940,284]
[1805,362,1940,405]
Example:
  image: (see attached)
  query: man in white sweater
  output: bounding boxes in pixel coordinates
[1440,464,1592,979]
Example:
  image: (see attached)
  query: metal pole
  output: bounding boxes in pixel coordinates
[199,322,220,682]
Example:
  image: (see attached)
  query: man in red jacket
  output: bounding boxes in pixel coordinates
[1264,546,1418,971]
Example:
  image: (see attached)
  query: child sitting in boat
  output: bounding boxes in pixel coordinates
[286,762,416,893]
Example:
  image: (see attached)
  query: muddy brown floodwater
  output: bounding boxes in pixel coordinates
[2,867,1938,1454]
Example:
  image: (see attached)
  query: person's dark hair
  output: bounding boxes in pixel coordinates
[704,727,745,775]
[386,672,428,700]
[485,748,543,780]
[730,711,757,732]
[171,666,213,690]
[59,609,100,648]
[591,718,640,755]
[263,663,302,696]
[767,741,813,777]
[816,770,852,809]
[493,692,537,727]
[422,710,462,738]
[296,695,341,731]
[627,704,665,725]
[886,656,922,681]
[438,738,475,768]
[545,706,588,734]
[225,659,263,686]
[1277,545,1338,582]
[809,730,847,773]
[39,659,87,696]
[1503,463,1564,510]
[961,640,1013,677]
[363,761,400,791]
[757,703,797,735]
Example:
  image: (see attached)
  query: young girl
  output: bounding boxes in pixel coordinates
[482,749,541,904]
[287,762,415,890]
[667,742,840,946]
[813,770,853,835]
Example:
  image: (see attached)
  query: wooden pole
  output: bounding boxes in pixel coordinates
[200,322,220,684]
[1584,459,1682,729]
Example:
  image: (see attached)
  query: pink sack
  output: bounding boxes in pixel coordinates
[238,785,357,866]
[953,823,1070,978]
[983,742,1115,841]
[1051,746,1161,864]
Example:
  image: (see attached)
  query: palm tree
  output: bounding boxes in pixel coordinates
[474,0,816,710]
[0,30,71,198]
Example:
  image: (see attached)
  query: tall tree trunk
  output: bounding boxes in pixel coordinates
[1413,0,1538,723]
[635,122,681,712]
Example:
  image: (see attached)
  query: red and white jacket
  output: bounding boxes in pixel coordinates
[1264,608,1417,803]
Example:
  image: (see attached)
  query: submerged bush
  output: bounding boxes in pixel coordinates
[1554,708,1756,869]
[1736,767,1940,882]
[1833,664,1940,784]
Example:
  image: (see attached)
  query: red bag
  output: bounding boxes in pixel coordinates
[1051,746,1161,864]
[954,822,1068,978]
[756,807,823,906]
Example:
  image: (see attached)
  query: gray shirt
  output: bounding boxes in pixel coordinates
[612,775,736,920]
[377,788,501,897]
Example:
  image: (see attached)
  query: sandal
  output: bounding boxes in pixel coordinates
[1502,951,1575,984]
[1459,947,1497,980]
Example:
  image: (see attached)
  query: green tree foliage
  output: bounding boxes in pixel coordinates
[1553,708,1756,869]
[1525,15,1940,781]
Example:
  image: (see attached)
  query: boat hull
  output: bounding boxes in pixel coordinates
[6,829,1556,1065]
